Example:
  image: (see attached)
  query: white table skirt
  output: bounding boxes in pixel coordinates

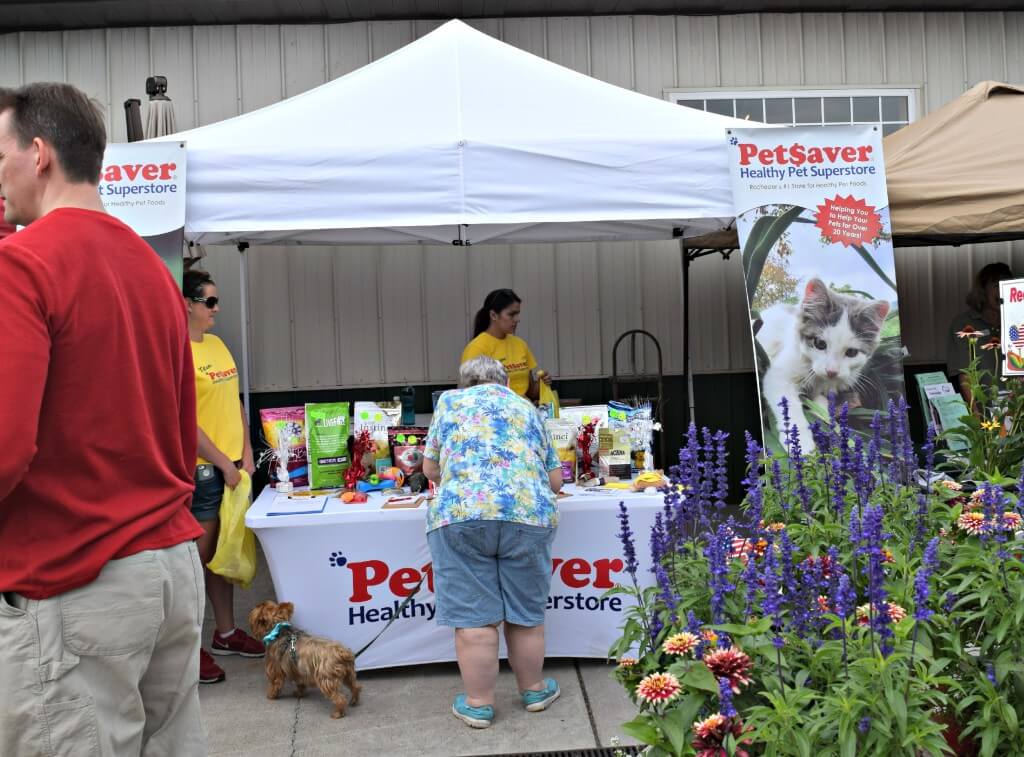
[246,484,662,670]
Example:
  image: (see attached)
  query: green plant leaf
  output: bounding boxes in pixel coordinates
[680,662,720,694]
[621,715,661,747]
[743,205,805,301]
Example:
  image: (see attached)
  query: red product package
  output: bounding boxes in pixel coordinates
[388,427,428,478]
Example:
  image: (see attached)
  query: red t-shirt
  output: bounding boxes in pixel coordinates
[0,207,202,599]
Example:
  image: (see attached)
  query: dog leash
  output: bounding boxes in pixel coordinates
[352,575,425,659]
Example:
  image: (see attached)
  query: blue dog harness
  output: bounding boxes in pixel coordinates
[263,621,298,663]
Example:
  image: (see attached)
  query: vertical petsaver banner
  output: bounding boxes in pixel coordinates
[727,126,906,453]
[100,142,187,285]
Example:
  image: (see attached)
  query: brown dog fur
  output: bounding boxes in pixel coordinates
[248,600,362,719]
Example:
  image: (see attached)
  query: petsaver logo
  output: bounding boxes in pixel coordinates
[333,552,627,625]
[98,161,180,198]
[735,141,877,181]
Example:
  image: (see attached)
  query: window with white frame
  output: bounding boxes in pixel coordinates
[667,88,917,136]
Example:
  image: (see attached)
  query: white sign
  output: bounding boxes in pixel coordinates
[101,142,187,281]
[246,487,660,670]
[999,278,1024,376]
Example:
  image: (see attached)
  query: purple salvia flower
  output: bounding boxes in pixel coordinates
[858,717,871,734]
[859,505,894,656]
[848,505,861,547]
[886,399,901,483]
[835,573,856,619]
[705,524,736,624]
[830,457,847,519]
[779,530,796,602]
[913,537,940,622]
[980,483,1004,545]
[686,610,708,659]
[770,458,786,512]
[718,677,737,718]
[986,664,997,686]
[899,397,916,485]
[760,537,785,648]
[743,433,765,531]
[913,425,937,550]
[867,410,884,486]
[779,396,792,441]
[943,591,958,613]
[853,435,874,505]
[741,545,760,620]
[713,430,730,511]
[810,419,830,455]
[616,502,638,583]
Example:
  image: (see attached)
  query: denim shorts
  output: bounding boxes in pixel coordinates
[426,520,557,628]
[191,465,224,523]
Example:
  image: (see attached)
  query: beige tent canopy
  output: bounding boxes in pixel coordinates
[884,80,1024,248]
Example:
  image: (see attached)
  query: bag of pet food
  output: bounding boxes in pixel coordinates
[304,402,350,489]
[389,427,428,478]
[260,406,309,487]
[353,401,402,464]
[545,419,577,484]
[599,427,632,479]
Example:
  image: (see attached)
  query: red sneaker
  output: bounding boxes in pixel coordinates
[211,628,266,658]
[199,648,226,684]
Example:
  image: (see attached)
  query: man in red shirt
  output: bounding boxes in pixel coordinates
[0,83,206,755]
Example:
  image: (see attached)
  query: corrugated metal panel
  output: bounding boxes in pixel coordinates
[290,248,339,388]
[107,28,150,143]
[964,12,1008,83]
[379,246,428,383]
[4,13,1023,390]
[511,244,561,378]
[843,13,886,84]
[802,13,846,84]
[1007,12,1024,81]
[718,15,761,87]
[760,14,803,86]
[20,32,63,82]
[239,26,284,112]
[248,248,296,390]
[150,28,197,131]
[632,15,676,96]
[335,247,384,386]
[424,246,468,382]
[555,243,603,376]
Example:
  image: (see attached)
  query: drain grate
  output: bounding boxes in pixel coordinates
[473,747,642,757]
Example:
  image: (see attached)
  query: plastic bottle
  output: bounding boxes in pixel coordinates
[400,385,416,425]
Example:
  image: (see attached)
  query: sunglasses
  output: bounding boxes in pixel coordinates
[189,296,219,308]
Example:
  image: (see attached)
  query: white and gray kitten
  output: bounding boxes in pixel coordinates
[756,278,890,449]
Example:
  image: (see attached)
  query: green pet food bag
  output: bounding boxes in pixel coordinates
[304,402,350,489]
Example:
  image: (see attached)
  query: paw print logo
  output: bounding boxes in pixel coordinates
[729,136,739,146]
[328,551,347,568]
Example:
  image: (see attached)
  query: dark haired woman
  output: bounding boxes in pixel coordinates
[946,262,1014,405]
[183,269,264,684]
[461,289,552,400]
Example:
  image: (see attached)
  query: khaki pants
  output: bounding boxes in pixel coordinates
[0,541,207,757]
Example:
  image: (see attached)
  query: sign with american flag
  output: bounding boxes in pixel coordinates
[999,280,1024,376]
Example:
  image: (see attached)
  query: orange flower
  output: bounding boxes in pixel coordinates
[881,548,896,564]
[635,672,682,704]
[701,629,719,648]
[938,480,963,492]
[662,632,699,656]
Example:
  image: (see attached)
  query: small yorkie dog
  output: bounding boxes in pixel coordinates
[248,600,362,719]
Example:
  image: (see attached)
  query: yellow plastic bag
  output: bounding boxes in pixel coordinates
[207,471,256,590]
[538,382,560,419]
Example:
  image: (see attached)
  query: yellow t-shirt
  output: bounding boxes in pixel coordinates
[461,332,538,398]
[191,334,244,465]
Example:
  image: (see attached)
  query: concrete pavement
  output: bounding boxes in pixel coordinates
[199,546,641,756]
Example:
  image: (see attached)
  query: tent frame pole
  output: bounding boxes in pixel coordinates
[238,242,251,419]
[679,242,734,429]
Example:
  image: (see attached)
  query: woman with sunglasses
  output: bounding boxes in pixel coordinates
[182,269,264,684]
[461,289,553,401]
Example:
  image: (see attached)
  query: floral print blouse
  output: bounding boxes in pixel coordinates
[423,383,560,532]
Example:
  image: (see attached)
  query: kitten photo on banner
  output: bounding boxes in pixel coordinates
[726,125,907,454]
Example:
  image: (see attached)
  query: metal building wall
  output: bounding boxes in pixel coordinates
[2,13,1023,390]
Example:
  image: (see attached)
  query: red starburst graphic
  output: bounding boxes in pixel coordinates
[814,195,882,247]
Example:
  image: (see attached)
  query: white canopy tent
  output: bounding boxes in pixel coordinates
[154,19,751,421]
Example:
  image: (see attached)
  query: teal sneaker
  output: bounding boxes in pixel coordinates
[521,678,560,712]
[452,694,494,728]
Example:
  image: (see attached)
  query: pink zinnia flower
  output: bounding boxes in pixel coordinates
[693,713,727,739]
[856,602,907,625]
[662,632,699,656]
[957,511,989,535]
[1002,512,1023,531]
[703,647,753,693]
[617,657,638,668]
[635,672,682,705]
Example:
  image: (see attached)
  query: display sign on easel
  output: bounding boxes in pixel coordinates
[999,279,1024,377]
[726,125,907,454]
[100,141,187,285]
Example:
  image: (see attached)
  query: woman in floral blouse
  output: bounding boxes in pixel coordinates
[423,356,562,729]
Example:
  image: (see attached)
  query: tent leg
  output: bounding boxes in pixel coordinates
[680,241,695,428]
[238,242,251,419]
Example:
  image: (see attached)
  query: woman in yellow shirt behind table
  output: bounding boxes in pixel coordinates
[461,288,552,401]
